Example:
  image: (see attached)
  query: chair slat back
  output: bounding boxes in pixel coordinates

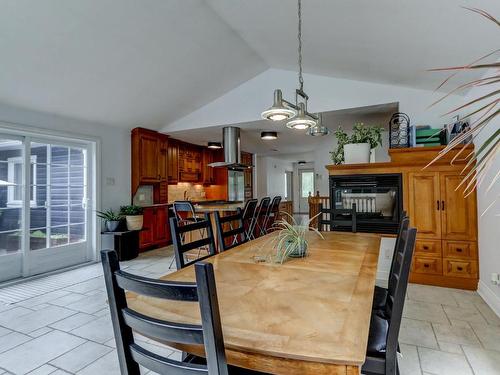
[170,213,216,269]
[101,250,229,375]
[385,228,417,361]
[388,215,409,280]
[249,197,270,238]
[264,196,282,231]
[319,203,357,232]
[173,201,197,221]
[214,208,247,252]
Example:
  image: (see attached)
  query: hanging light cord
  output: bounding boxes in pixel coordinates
[297,0,304,92]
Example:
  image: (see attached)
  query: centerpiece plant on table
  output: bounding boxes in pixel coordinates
[255,212,323,264]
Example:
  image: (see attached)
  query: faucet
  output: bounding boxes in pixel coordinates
[183,190,189,200]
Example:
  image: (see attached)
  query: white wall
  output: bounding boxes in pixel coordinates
[256,156,293,199]
[163,68,463,133]
[468,69,500,317]
[0,102,131,256]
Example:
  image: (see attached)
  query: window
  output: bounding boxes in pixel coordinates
[301,171,314,198]
[7,156,36,207]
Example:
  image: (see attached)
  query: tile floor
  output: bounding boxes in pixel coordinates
[0,247,499,375]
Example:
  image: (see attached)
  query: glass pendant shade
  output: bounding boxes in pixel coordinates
[307,125,329,136]
[261,89,296,121]
[286,102,316,130]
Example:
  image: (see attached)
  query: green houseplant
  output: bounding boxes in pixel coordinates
[331,123,383,164]
[119,205,144,231]
[270,213,323,264]
[96,209,123,232]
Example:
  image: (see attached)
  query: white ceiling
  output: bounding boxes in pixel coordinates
[169,102,397,155]
[0,0,497,129]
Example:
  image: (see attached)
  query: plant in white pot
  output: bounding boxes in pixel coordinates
[96,209,123,232]
[120,205,144,231]
[331,123,383,164]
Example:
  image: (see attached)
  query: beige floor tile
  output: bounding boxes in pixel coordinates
[470,322,500,352]
[403,300,449,324]
[399,318,438,349]
[443,304,487,324]
[462,345,500,375]
[475,301,500,326]
[407,284,458,307]
[398,344,422,375]
[451,290,484,307]
[418,347,473,375]
[432,322,481,346]
[50,341,113,373]
[438,341,463,354]
[76,350,120,375]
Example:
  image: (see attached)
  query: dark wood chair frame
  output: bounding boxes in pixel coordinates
[262,196,282,233]
[214,208,248,252]
[241,199,258,240]
[248,197,270,239]
[319,202,357,232]
[170,213,216,269]
[362,227,417,375]
[101,249,229,375]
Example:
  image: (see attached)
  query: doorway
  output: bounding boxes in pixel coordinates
[298,169,314,214]
[0,134,94,282]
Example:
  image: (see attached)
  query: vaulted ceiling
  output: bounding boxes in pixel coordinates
[0,0,497,129]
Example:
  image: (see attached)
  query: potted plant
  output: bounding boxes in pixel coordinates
[119,205,144,231]
[96,209,123,232]
[331,123,383,164]
[271,213,323,264]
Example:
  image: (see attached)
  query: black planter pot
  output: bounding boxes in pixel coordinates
[106,220,121,232]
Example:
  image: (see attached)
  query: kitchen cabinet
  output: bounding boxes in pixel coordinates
[178,143,202,182]
[131,127,169,196]
[139,205,171,250]
[167,140,179,184]
[202,148,215,185]
[407,172,441,239]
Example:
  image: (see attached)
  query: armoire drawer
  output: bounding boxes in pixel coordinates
[415,239,442,258]
[443,259,478,279]
[443,241,477,260]
[412,257,443,275]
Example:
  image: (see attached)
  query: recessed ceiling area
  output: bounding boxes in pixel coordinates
[167,102,397,156]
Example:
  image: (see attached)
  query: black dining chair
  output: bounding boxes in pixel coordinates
[318,203,357,232]
[170,213,216,269]
[262,196,282,232]
[214,208,248,252]
[101,250,265,375]
[241,199,258,240]
[372,213,409,310]
[362,227,417,375]
[248,197,270,239]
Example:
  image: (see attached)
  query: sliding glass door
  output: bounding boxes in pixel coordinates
[0,134,92,282]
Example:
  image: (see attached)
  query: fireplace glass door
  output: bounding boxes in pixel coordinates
[329,174,402,233]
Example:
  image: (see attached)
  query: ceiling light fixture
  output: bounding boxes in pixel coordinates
[261,131,278,140]
[261,0,319,131]
[307,114,329,136]
[207,141,222,149]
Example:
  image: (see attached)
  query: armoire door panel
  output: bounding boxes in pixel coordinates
[408,172,441,239]
[440,173,477,240]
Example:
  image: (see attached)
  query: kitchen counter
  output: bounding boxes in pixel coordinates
[193,201,245,212]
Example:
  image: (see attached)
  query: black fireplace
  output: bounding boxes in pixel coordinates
[329,173,403,234]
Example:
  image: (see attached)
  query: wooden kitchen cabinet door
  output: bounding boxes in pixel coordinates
[153,206,168,242]
[138,133,160,182]
[167,141,179,184]
[440,173,477,240]
[408,172,441,239]
[139,208,155,248]
[157,137,168,182]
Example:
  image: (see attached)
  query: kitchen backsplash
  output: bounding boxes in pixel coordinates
[169,183,206,202]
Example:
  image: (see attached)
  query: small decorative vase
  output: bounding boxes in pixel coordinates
[106,220,121,232]
[343,143,370,164]
[287,238,308,258]
[126,215,143,231]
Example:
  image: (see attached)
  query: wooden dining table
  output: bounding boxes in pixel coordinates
[127,231,381,375]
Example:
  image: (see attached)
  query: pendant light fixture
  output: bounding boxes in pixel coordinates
[261,0,319,131]
[261,131,278,140]
[307,113,329,136]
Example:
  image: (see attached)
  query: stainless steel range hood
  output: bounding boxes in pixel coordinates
[208,126,252,170]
